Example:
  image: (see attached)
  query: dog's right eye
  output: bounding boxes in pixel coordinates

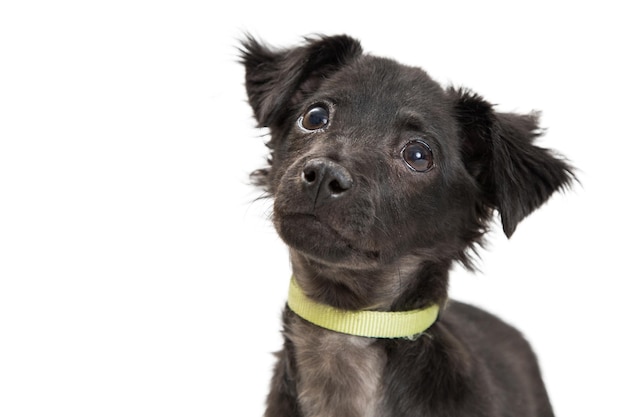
[401,140,434,172]
[298,105,330,131]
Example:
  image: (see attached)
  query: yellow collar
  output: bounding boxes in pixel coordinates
[287,277,440,339]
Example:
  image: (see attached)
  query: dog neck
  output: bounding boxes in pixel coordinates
[287,251,451,417]
[288,276,440,338]
[289,250,450,312]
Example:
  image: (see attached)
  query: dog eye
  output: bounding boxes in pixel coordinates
[401,140,434,172]
[298,105,330,131]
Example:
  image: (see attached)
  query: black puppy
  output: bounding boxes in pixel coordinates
[241,35,573,417]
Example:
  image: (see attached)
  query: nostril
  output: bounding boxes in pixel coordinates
[303,169,317,184]
[329,179,347,194]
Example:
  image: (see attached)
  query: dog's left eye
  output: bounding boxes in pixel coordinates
[401,140,434,172]
[299,105,330,131]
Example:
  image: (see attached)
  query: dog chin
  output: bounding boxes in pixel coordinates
[275,213,380,265]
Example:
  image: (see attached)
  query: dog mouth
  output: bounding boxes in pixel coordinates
[275,213,380,263]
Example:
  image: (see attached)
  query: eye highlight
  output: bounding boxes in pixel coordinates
[401,140,434,172]
[298,104,330,131]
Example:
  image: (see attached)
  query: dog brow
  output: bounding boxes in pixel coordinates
[396,111,425,132]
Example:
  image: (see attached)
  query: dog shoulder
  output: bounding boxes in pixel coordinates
[381,301,546,415]
[443,300,535,354]
[441,301,553,415]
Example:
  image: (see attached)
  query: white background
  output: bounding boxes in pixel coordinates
[1,1,624,416]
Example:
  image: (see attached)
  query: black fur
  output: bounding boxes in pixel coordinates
[241,34,574,417]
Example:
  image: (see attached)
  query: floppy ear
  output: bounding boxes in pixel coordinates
[239,35,363,128]
[451,88,575,238]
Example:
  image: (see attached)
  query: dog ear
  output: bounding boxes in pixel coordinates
[240,35,363,128]
[451,88,575,238]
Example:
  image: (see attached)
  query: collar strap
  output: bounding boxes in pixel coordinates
[287,277,440,339]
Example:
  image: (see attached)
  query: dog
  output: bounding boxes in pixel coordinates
[240,34,573,417]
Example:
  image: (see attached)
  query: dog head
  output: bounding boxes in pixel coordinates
[241,35,573,276]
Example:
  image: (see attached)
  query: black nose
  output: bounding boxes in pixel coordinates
[302,158,353,204]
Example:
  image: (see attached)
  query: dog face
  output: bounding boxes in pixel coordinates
[241,35,573,270]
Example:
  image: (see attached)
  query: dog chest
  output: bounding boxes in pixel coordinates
[290,317,386,417]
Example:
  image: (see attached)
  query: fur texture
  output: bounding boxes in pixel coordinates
[241,34,574,417]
